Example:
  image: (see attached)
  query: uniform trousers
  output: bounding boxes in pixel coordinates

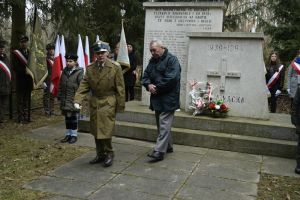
[0,95,9,121]
[154,111,174,153]
[95,138,113,156]
[16,89,31,121]
[43,89,54,115]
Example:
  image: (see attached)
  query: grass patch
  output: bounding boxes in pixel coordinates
[257,173,300,200]
[0,108,91,200]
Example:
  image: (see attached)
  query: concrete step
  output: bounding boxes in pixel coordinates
[78,120,296,158]
[114,101,297,141]
[78,101,298,158]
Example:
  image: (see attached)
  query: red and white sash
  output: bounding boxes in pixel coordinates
[0,60,11,80]
[13,50,28,66]
[291,61,300,75]
[267,65,284,89]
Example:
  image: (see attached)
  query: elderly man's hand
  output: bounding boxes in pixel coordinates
[148,84,157,94]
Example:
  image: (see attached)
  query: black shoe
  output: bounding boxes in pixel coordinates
[295,167,300,174]
[60,135,71,143]
[167,147,173,153]
[103,154,114,167]
[68,136,77,144]
[148,151,164,162]
[89,155,106,164]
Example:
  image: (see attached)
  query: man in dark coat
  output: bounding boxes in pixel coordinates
[291,77,300,174]
[142,39,181,162]
[0,40,11,123]
[12,35,33,123]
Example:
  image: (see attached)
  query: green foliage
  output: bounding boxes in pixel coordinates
[261,0,300,64]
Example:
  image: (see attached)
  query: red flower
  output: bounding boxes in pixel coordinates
[208,103,216,110]
[220,104,228,112]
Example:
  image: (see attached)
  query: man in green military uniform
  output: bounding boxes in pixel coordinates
[74,41,125,167]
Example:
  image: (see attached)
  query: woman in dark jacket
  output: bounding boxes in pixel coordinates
[123,43,137,101]
[265,52,284,113]
[58,54,84,144]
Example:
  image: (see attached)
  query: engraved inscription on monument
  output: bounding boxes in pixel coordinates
[142,2,224,107]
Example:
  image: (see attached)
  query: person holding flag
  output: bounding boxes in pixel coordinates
[265,51,284,113]
[43,43,55,116]
[287,50,300,107]
[12,35,33,123]
[0,40,11,124]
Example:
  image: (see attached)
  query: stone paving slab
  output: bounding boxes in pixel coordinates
[177,186,256,200]
[23,123,300,200]
[261,155,298,178]
[24,176,99,199]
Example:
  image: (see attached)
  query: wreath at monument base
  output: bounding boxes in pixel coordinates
[188,80,229,117]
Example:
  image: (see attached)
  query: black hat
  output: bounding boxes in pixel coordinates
[92,41,110,52]
[46,43,55,50]
[19,35,29,42]
[0,40,6,48]
[65,53,78,61]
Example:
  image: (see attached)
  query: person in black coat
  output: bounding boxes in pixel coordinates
[0,40,11,123]
[123,43,137,101]
[265,52,284,113]
[12,35,33,123]
[291,79,300,174]
[142,39,181,162]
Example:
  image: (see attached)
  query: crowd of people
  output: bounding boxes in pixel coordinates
[2,35,300,173]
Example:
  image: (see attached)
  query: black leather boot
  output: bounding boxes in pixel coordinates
[89,155,106,164]
[103,153,114,167]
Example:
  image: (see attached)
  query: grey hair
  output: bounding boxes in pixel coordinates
[149,39,164,48]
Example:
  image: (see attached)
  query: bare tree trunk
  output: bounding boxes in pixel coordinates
[10,0,26,119]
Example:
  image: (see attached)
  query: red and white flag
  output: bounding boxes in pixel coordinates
[50,35,62,97]
[84,36,90,66]
[60,35,66,69]
[77,34,86,71]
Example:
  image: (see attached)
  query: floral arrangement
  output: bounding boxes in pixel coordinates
[188,80,229,117]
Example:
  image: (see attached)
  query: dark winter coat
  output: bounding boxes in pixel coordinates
[12,48,33,91]
[123,51,137,87]
[142,48,181,112]
[0,53,11,95]
[58,66,84,113]
[291,86,300,134]
[265,63,284,94]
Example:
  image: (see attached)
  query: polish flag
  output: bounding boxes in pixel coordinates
[77,34,86,71]
[60,35,66,69]
[84,36,90,66]
[50,35,62,97]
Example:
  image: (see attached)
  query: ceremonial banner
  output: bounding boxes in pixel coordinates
[28,14,47,89]
[116,21,130,73]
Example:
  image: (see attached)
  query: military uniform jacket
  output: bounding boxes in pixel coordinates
[0,54,11,95]
[75,59,125,139]
[12,48,33,91]
[58,66,84,113]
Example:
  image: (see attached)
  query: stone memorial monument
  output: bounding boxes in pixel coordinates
[142,2,225,107]
[186,32,269,119]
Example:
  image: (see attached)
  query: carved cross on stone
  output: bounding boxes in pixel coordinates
[207,57,241,92]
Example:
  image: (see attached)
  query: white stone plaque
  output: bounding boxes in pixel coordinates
[186,32,269,119]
